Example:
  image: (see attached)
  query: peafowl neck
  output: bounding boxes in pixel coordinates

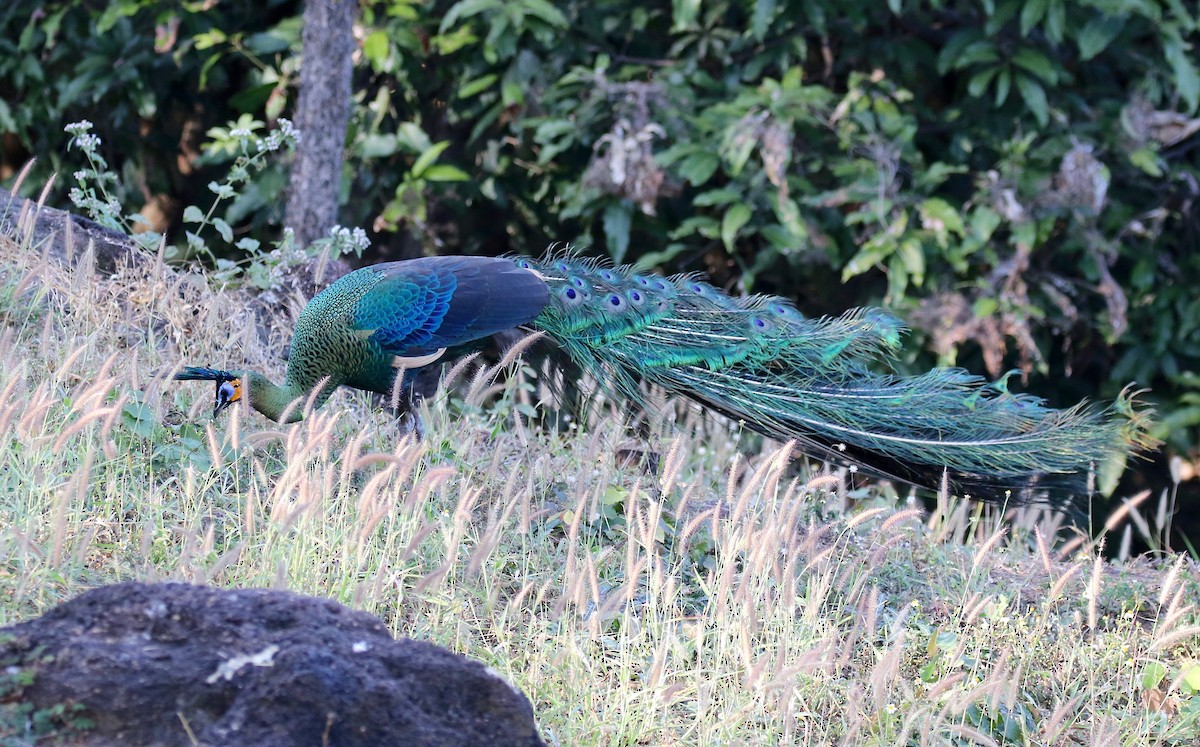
[244,371,340,423]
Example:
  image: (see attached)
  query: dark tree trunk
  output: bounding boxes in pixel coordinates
[285,0,356,252]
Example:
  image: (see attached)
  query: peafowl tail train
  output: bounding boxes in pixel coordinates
[516,255,1155,503]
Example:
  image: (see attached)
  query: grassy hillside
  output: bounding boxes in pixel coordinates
[0,226,1197,746]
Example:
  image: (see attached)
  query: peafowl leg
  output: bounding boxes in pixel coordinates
[397,406,425,440]
[391,369,431,440]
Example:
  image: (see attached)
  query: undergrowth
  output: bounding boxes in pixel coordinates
[0,220,1197,745]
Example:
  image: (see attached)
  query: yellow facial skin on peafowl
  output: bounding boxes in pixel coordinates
[177,252,1155,504]
[214,378,241,417]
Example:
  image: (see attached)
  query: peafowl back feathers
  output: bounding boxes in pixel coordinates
[177,252,1153,502]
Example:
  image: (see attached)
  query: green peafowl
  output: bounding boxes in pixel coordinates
[176,253,1153,502]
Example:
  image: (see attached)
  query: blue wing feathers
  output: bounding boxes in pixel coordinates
[355,256,549,357]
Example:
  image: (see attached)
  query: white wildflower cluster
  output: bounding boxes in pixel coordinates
[328,224,371,255]
[229,128,253,139]
[278,118,300,142]
[67,187,119,221]
[64,120,101,153]
[265,261,288,290]
[275,244,309,268]
[257,118,301,152]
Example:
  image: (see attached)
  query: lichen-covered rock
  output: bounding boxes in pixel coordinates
[0,582,545,747]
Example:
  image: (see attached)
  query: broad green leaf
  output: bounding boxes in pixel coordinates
[360,134,399,159]
[919,198,965,238]
[1015,73,1049,125]
[668,216,720,241]
[422,164,470,182]
[96,0,140,32]
[440,0,502,33]
[760,224,796,250]
[672,0,701,31]
[1019,0,1048,36]
[604,201,633,263]
[501,79,524,107]
[520,0,569,27]
[994,69,1012,106]
[723,133,757,176]
[396,122,433,153]
[363,31,390,70]
[952,41,1001,70]
[842,223,900,281]
[914,162,969,192]
[721,203,752,250]
[229,82,276,113]
[411,141,451,178]
[985,0,1020,35]
[887,253,909,300]
[1012,47,1058,84]
[842,245,887,281]
[458,74,498,99]
[1011,219,1037,249]
[1140,662,1168,690]
[1045,0,1065,44]
[432,25,478,55]
[0,99,15,131]
[1183,663,1200,693]
[1164,30,1200,113]
[183,205,205,224]
[968,67,998,98]
[694,189,742,207]
[773,196,807,239]
[678,153,720,185]
[193,28,227,51]
[122,401,157,439]
[970,207,1002,241]
[973,297,998,317]
[751,0,776,40]
[244,32,290,56]
[212,218,233,244]
[897,238,925,286]
[1129,147,1164,177]
[937,30,985,75]
[198,51,225,91]
[1077,14,1124,61]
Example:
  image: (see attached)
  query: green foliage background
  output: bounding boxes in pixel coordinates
[3,0,1199,468]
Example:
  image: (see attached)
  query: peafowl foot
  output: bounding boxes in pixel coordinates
[397,409,426,441]
[392,384,426,440]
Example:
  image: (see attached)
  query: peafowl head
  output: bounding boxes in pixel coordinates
[213,377,242,417]
[175,367,242,417]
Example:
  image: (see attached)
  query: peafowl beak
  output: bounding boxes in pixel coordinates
[213,379,242,417]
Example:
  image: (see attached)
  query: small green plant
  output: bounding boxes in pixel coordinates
[0,642,95,744]
[64,120,146,242]
[64,118,370,292]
